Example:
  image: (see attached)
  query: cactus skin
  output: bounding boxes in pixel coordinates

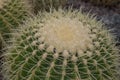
[0,0,5,9]
[2,9,120,80]
[84,0,120,6]
[0,33,2,51]
[0,0,32,39]
[0,34,4,53]
[31,0,67,14]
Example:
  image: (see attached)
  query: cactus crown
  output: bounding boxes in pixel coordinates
[40,13,92,54]
[2,8,120,80]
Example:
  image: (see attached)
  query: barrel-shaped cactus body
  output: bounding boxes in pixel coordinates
[2,9,120,80]
[0,0,32,39]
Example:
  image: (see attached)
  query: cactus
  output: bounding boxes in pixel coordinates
[0,0,5,9]
[84,0,120,6]
[2,9,120,80]
[0,33,3,51]
[31,0,67,14]
[0,0,32,39]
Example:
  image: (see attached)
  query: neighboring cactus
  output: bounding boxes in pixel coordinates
[2,9,120,80]
[31,0,67,14]
[84,0,120,6]
[0,0,32,39]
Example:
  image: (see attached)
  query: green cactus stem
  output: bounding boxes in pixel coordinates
[0,0,32,39]
[2,8,120,80]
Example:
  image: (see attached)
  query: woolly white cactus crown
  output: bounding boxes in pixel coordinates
[3,8,120,80]
[40,13,92,54]
[18,9,104,57]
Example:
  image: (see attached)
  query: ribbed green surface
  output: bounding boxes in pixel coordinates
[3,9,119,80]
[0,0,31,39]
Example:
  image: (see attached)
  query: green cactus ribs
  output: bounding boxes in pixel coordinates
[0,0,31,39]
[3,8,119,80]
